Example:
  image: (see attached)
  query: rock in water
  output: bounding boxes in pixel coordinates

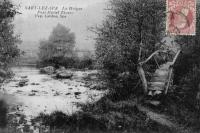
[28,93,36,96]
[21,76,28,79]
[53,66,73,79]
[74,92,81,96]
[40,66,55,74]
[56,72,73,79]
[18,79,29,87]
[74,92,81,99]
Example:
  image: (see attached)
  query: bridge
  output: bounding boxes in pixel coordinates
[137,48,181,96]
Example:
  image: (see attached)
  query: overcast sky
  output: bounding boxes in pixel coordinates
[12,0,109,50]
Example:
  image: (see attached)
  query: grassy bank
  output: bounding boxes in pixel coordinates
[34,94,177,133]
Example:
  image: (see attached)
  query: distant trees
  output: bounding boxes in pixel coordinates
[74,50,95,69]
[38,24,95,69]
[38,24,76,68]
[94,0,166,97]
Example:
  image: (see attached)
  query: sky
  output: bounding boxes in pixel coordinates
[12,0,109,50]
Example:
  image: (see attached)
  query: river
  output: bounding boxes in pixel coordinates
[1,66,104,131]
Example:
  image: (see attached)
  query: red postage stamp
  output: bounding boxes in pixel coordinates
[166,0,196,35]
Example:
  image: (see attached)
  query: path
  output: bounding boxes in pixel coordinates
[137,105,191,133]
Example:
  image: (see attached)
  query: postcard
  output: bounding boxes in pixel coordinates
[0,0,199,133]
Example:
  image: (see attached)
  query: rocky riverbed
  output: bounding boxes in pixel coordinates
[0,66,106,132]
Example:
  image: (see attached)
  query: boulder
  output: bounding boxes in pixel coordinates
[55,67,73,79]
[56,72,73,79]
[40,66,55,74]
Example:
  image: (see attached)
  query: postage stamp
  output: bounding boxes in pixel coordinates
[166,0,196,35]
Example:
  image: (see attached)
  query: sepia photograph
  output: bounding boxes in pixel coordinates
[0,0,200,132]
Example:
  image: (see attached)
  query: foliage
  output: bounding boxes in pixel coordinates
[94,0,166,97]
[38,23,76,68]
[159,66,200,131]
[0,0,20,129]
[163,2,200,131]
[174,2,200,83]
[35,96,174,133]
[0,0,21,68]
[74,51,95,69]
[172,1,200,109]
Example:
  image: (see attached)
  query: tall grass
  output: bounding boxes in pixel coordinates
[33,96,175,133]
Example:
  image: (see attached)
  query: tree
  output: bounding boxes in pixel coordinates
[49,23,75,58]
[94,0,166,98]
[38,24,76,67]
[95,0,165,71]
[0,0,21,75]
[0,0,21,128]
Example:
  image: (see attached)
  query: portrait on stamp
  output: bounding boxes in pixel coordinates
[167,0,196,35]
